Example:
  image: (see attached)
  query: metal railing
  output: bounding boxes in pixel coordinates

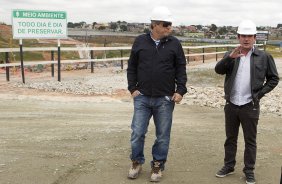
[0,44,263,83]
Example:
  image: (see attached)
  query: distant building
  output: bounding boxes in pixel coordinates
[93,23,110,31]
[184,32,204,38]
[186,25,197,32]
[127,23,149,33]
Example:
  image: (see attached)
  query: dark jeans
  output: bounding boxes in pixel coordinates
[224,101,259,174]
[130,95,175,170]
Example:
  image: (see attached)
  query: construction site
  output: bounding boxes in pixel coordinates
[0,22,282,184]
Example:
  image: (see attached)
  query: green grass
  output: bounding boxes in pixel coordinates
[10,51,44,62]
[60,51,80,60]
[0,36,6,44]
[265,45,282,58]
[0,52,5,63]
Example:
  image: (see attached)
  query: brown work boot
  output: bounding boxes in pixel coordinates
[150,161,162,182]
[128,161,142,179]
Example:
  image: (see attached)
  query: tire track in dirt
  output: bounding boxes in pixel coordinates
[51,159,96,184]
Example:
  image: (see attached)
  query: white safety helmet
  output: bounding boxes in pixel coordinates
[150,6,173,22]
[237,20,257,35]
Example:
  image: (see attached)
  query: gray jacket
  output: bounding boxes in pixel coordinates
[215,48,279,103]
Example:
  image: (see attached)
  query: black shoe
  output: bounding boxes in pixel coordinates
[245,172,256,184]
[215,166,235,178]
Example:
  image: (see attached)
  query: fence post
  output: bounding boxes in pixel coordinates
[202,48,205,63]
[5,52,10,81]
[216,47,218,61]
[120,50,124,70]
[90,50,94,73]
[187,48,189,64]
[51,51,54,77]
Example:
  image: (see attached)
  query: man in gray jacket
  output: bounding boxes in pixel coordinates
[215,20,279,184]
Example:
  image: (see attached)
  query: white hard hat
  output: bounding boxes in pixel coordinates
[237,20,257,35]
[150,6,173,22]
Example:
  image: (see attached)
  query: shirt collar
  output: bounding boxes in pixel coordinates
[150,32,160,46]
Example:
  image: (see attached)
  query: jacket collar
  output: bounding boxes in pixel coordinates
[252,47,260,56]
[147,32,172,43]
[241,46,258,56]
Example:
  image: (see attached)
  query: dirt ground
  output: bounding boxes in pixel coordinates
[0,61,281,184]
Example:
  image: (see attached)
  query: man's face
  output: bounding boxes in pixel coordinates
[238,34,256,50]
[154,21,172,38]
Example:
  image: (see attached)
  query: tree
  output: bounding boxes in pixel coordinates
[196,25,202,30]
[92,22,97,29]
[79,21,86,28]
[73,23,81,28]
[210,24,217,32]
[230,30,237,34]
[110,22,118,31]
[67,22,75,28]
[218,26,228,35]
[144,28,150,33]
[257,26,265,31]
[120,25,127,32]
[98,26,106,30]
[69,21,86,28]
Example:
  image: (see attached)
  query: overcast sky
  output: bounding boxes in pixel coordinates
[1,0,281,27]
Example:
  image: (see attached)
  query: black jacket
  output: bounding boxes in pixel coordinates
[215,48,279,102]
[127,33,187,96]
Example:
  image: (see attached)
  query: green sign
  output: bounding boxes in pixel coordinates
[12,9,67,39]
[13,10,66,19]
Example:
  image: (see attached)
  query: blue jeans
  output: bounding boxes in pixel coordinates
[130,95,175,170]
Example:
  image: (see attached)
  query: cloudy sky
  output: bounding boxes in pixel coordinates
[1,0,281,27]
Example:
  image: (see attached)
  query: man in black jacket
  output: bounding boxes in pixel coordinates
[127,6,187,182]
[215,20,279,184]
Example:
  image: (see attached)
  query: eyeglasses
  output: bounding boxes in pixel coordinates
[161,22,172,28]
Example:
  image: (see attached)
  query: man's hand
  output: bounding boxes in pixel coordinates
[229,46,244,59]
[171,93,183,104]
[131,90,141,98]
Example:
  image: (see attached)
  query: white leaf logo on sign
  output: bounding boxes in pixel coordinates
[16,11,20,17]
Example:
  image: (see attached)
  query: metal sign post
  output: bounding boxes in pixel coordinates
[51,50,54,77]
[57,39,61,82]
[19,39,25,83]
